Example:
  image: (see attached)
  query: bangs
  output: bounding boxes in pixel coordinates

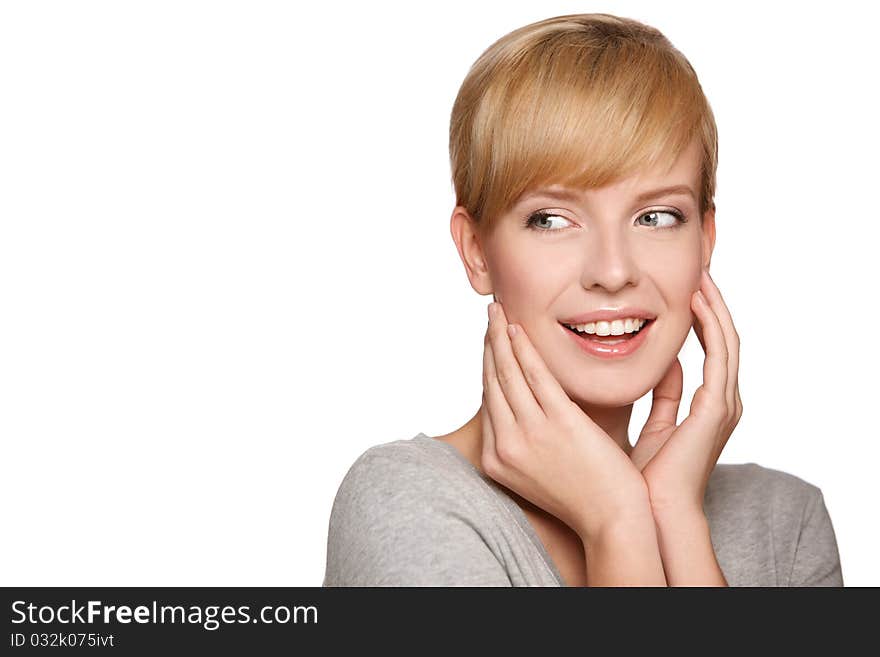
[451,14,718,232]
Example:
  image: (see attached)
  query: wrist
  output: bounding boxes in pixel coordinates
[646,484,704,520]
[649,506,726,586]
[649,499,707,526]
[650,504,713,551]
[580,510,668,586]
[576,491,655,545]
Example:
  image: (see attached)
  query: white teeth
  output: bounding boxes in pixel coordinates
[563,318,648,335]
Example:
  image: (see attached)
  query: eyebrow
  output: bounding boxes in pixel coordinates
[521,184,697,205]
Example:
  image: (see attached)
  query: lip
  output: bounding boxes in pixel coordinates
[560,318,655,359]
[559,307,657,325]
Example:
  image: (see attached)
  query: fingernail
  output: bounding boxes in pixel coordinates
[487,302,494,319]
[507,324,517,338]
[696,290,706,304]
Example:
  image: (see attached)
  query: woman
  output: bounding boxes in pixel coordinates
[323,13,843,586]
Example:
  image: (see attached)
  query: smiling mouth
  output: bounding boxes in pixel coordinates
[561,319,654,343]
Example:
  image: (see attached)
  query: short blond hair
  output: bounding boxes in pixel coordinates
[449,13,718,232]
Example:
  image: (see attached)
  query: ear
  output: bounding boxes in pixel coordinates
[450,206,494,297]
[702,206,716,270]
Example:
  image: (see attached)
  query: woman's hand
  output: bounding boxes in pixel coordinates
[630,267,743,515]
[482,301,652,543]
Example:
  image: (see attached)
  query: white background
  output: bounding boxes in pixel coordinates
[1,0,877,586]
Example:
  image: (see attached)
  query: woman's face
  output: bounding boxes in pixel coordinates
[457,136,716,407]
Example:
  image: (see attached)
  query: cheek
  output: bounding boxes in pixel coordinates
[492,251,568,307]
[659,260,702,305]
[654,265,702,334]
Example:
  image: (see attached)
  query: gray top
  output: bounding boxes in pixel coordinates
[323,432,843,586]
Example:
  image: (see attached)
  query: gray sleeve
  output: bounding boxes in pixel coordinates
[323,449,512,587]
[788,488,844,587]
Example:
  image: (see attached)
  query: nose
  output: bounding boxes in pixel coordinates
[580,227,640,292]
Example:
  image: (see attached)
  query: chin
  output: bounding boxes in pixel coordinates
[543,321,688,403]
[562,378,652,408]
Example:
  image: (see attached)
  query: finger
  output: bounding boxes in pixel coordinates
[643,357,683,432]
[631,357,683,469]
[701,268,740,416]
[488,302,544,426]
[481,370,529,495]
[692,314,706,352]
[692,287,728,414]
[505,320,573,419]
[479,390,498,468]
[483,325,515,441]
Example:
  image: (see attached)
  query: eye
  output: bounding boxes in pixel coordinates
[636,209,687,229]
[523,210,573,233]
[523,207,689,234]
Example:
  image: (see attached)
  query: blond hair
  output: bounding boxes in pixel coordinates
[449,13,718,233]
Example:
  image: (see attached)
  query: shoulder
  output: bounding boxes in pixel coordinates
[705,462,821,539]
[323,436,512,586]
[329,437,462,514]
[707,461,820,510]
[705,462,842,586]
